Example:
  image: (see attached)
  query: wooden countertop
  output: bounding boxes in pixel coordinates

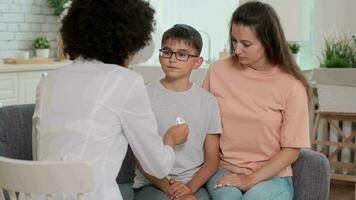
[0,60,72,73]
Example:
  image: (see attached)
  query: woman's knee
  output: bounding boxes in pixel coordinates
[206,168,229,190]
[243,190,292,200]
[243,177,293,200]
[206,168,243,200]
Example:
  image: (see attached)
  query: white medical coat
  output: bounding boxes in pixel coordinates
[32,58,175,200]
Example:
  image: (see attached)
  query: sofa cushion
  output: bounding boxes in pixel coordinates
[0,104,34,160]
[116,147,135,184]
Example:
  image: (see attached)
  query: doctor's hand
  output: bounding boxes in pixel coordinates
[164,124,189,148]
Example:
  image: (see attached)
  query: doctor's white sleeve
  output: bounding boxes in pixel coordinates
[32,75,47,161]
[118,76,175,178]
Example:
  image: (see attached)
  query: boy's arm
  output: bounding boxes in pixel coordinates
[135,158,171,193]
[186,134,220,193]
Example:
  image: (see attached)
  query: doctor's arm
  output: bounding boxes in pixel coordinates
[119,76,188,178]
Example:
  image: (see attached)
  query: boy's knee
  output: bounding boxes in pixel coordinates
[134,186,169,200]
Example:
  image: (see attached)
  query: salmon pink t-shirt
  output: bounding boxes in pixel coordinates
[203,57,310,177]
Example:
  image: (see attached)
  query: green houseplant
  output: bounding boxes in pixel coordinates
[351,35,356,68]
[47,0,70,16]
[34,37,50,49]
[34,37,51,58]
[288,42,301,62]
[320,34,356,68]
[288,42,301,54]
[313,33,356,115]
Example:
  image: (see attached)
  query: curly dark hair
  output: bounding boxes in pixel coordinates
[60,0,155,66]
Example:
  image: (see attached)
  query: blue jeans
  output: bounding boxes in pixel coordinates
[134,184,210,200]
[206,169,293,200]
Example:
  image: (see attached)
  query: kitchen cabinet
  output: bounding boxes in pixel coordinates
[0,61,71,107]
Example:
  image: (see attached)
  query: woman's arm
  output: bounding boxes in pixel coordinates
[216,147,300,191]
[247,148,300,185]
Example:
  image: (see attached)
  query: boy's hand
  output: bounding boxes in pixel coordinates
[167,179,192,199]
[175,194,198,200]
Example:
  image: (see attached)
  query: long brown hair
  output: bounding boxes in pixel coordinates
[229,1,313,105]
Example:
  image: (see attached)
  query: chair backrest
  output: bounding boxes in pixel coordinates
[0,104,135,185]
[0,156,93,200]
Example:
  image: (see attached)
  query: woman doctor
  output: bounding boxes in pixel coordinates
[32,0,188,199]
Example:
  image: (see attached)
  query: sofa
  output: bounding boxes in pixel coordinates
[0,104,331,200]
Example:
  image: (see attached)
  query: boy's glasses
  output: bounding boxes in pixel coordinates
[159,49,198,61]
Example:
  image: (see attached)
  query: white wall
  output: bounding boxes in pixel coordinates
[239,0,311,42]
[314,0,356,54]
[239,0,356,68]
[0,0,59,63]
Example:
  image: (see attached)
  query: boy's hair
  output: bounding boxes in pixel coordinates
[60,0,155,66]
[161,24,203,55]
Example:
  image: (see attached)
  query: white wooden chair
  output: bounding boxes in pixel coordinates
[0,156,93,200]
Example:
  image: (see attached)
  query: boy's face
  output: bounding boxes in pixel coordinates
[159,38,203,80]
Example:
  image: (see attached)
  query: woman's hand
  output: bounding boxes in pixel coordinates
[214,173,256,192]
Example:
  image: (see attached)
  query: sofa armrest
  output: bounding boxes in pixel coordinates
[292,149,330,200]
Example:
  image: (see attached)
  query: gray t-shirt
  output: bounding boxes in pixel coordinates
[133,81,222,188]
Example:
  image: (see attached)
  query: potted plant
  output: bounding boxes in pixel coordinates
[34,37,51,58]
[320,34,355,68]
[47,0,70,16]
[288,41,301,61]
[352,35,356,68]
[312,33,356,113]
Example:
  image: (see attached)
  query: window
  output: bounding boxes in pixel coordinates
[146,0,239,65]
[298,0,318,70]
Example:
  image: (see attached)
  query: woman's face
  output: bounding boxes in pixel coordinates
[231,23,268,68]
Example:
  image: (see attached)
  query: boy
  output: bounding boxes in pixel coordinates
[133,24,222,200]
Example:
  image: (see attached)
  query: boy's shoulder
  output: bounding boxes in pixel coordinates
[146,81,218,103]
[193,84,218,102]
[145,80,160,91]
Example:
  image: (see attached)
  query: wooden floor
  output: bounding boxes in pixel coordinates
[329,180,355,200]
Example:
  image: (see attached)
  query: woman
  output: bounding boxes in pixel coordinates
[203,1,312,199]
[32,0,188,199]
